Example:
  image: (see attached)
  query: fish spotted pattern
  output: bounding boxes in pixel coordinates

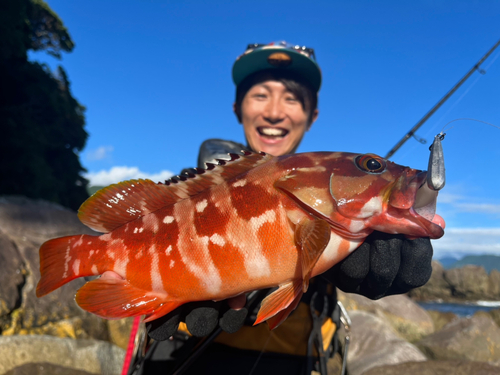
[36,151,444,329]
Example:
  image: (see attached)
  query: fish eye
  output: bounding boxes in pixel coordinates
[355,155,386,174]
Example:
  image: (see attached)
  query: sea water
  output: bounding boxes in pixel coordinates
[417,301,500,317]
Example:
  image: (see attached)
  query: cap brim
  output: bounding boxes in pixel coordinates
[232,47,321,92]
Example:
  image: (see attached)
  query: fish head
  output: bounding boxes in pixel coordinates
[327,153,445,239]
[276,152,445,239]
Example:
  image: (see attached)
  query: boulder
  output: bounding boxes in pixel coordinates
[363,360,500,375]
[4,363,95,375]
[0,196,108,340]
[342,311,426,375]
[444,265,491,299]
[416,314,500,362]
[0,335,124,375]
[426,310,458,332]
[409,261,500,301]
[338,290,434,341]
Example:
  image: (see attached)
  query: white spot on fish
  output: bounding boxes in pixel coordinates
[114,256,129,279]
[233,179,247,187]
[135,250,144,259]
[87,241,92,245]
[89,250,94,257]
[139,227,144,233]
[210,233,226,247]
[196,199,208,213]
[106,204,112,208]
[298,166,326,173]
[359,197,383,218]
[143,214,159,232]
[72,259,80,275]
[134,228,138,234]
[73,235,84,247]
[91,265,98,274]
[349,220,365,233]
[170,260,175,268]
[109,251,116,260]
[163,216,175,224]
[165,245,173,255]
[147,244,165,292]
[174,201,222,296]
[249,210,276,232]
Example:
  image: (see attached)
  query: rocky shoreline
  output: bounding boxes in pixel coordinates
[1,196,500,374]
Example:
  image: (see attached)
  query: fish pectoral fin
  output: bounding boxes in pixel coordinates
[76,277,180,320]
[254,279,303,328]
[296,218,331,292]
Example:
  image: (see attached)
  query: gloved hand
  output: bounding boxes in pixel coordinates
[146,298,249,341]
[328,231,433,299]
[146,231,433,340]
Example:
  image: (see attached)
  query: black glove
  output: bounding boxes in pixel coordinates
[146,299,249,341]
[328,231,433,299]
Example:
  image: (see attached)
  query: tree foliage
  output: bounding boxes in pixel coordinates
[0,0,89,211]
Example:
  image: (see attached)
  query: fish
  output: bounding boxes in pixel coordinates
[36,151,445,329]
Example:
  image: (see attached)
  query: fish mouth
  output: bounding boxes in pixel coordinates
[257,127,289,139]
[410,172,445,239]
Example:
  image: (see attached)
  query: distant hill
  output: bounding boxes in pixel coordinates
[445,255,500,273]
[437,256,459,268]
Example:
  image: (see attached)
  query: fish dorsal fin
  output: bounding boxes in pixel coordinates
[78,151,273,233]
[78,179,185,233]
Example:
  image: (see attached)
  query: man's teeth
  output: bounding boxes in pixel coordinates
[259,127,287,136]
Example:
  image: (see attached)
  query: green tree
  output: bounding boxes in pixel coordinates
[0,0,89,211]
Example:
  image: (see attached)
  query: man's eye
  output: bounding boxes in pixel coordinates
[286,96,298,102]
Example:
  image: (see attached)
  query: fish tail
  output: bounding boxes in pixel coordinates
[36,234,100,297]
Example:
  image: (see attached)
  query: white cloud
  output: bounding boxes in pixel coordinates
[432,227,500,258]
[85,166,174,186]
[86,146,114,161]
[454,203,500,214]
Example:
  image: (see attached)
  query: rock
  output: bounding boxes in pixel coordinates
[4,362,95,375]
[0,196,108,341]
[107,318,134,350]
[408,261,452,300]
[338,291,434,341]
[0,335,124,375]
[445,265,491,299]
[416,314,500,362]
[342,311,426,375]
[426,310,458,332]
[363,360,500,375]
[0,233,25,320]
[487,308,500,328]
[409,261,500,301]
[489,271,500,297]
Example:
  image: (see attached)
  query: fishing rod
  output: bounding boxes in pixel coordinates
[385,38,500,159]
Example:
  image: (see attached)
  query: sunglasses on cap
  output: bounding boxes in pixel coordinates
[244,41,316,61]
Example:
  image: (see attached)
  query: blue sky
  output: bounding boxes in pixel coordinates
[33,0,500,259]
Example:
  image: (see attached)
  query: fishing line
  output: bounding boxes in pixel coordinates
[424,50,500,140]
[247,330,274,375]
[440,117,500,133]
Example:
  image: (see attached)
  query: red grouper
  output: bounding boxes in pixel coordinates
[36,151,445,329]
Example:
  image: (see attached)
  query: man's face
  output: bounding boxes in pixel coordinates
[237,80,318,156]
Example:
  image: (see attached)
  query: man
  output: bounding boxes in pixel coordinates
[138,41,433,375]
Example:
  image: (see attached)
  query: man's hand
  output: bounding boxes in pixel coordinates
[328,231,433,299]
